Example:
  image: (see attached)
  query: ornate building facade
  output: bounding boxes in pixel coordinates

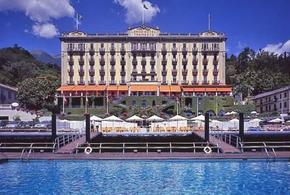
[58,26,231,97]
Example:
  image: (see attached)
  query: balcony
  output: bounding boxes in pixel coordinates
[110,57,116,66]
[150,59,155,66]
[89,69,95,77]
[99,69,105,76]
[213,58,218,65]
[162,70,167,76]
[192,47,198,54]
[120,48,126,56]
[171,81,178,85]
[79,57,84,65]
[68,58,74,66]
[99,48,105,55]
[110,80,116,85]
[172,69,177,76]
[162,59,167,66]
[203,58,208,65]
[78,69,84,76]
[202,80,209,85]
[121,71,126,76]
[192,80,198,85]
[132,58,137,66]
[121,59,126,66]
[120,80,126,85]
[110,48,115,56]
[78,80,85,85]
[203,69,208,76]
[141,69,146,74]
[100,57,105,66]
[89,80,95,85]
[68,69,74,77]
[110,69,116,76]
[132,69,138,74]
[89,47,95,56]
[213,80,220,85]
[67,80,74,85]
[182,80,188,85]
[150,69,156,75]
[192,69,198,76]
[182,47,187,56]
[141,58,146,66]
[192,58,198,65]
[99,80,106,85]
[89,58,94,66]
[182,69,188,76]
[172,47,177,56]
[182,58,188,66]
[213,69,219,76]
[161,47,167,55]
[172,59,177,66]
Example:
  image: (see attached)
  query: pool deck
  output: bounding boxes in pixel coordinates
[193,131,241,153]
[1,151,290,161]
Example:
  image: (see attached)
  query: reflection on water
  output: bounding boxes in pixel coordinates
[0,160,290,194]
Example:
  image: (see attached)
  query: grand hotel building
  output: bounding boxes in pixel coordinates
[57,25,232,99]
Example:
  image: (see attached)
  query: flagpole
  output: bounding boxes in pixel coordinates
[142,7,145,25]
[62,94,65,114]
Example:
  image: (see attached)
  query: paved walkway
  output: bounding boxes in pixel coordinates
[1,151,290,160]
[193,131,241,154]
[56,132,98,154]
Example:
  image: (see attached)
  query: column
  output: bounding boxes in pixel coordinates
[51,113,57,140]
[239,113,244,142]
[204,112,209,142]
[85,113,90,143]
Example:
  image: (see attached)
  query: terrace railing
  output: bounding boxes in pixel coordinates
[55,133,83,149]
[211,132,242,148]
[239,141,290,157]
[75,142,220,154]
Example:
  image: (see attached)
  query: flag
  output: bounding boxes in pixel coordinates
[77,13,83,21]
[143,3,148,9]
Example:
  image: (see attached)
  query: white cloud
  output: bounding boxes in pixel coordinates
[0,0,74,38]
[114,0,160,24]
[262,40,290,55]
[32,23,59,38]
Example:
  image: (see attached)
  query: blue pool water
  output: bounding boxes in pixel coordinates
[0,160,290,194]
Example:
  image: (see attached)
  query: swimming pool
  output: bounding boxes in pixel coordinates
[0,160,289,194]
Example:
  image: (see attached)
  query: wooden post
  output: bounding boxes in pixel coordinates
[85,113,90,143]
[205,112,210,142]
[239,113,244,142]
[51,113,57,141]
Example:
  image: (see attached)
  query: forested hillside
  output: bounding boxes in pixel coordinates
[226,48,290,99]
[0,45,60,87]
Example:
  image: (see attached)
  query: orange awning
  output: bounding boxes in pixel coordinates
[182,88,195,92]
[131,85,158,92]
[194,88,206,92]
[57,85,76,92]
[216,87,232,92]
[160,86,170,92]
[107,86,118,91]
[170,85,181,93]
[118,85,128,91]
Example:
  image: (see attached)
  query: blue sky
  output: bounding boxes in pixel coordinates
[0,0,290,56]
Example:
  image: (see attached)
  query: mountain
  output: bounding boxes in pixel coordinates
[0,46,60,87]
[31,50,61,66]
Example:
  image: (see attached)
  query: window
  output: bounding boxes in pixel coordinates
[101,43,104,48]
[284,102,287,108]
[173,43,176,47]
[285,92,287,98]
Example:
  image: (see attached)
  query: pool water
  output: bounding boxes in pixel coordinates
[0,160,290,194]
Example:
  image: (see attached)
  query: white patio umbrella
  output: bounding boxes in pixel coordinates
[225,112,231,116]
[249,118,262,123]
[169,115,187,131]
[90,115,103,121]
[230,111,238,115]
[126,115,144,122]
[250,111,258,115]
[210,119,222,130]
[269,118,283,123]
[229,118,239,130]
[169,115,187,121]
[146,115,164,122]
[103,115,123,132]
[103,115,123,121]
[191,115,205,121]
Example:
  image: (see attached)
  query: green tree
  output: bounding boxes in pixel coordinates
[17,77,60,112]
